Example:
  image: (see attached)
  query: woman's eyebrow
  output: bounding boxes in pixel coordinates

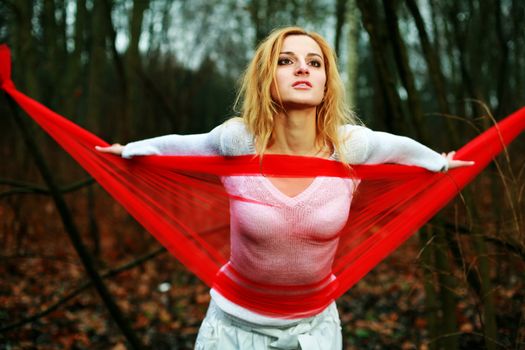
[279,51,323,59]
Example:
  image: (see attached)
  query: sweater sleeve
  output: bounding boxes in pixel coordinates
[363,129,448,172]
[341,125,448,172]
[121,124,224,158]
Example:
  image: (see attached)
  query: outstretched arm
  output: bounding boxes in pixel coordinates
[95,124,224,158]
[359,128,474,171]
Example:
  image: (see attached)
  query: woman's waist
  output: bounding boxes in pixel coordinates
[211,262,339,319]
[209,289,338,327]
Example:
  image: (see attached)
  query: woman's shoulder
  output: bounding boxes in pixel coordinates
[337,123,373,163]
[339,123,371,135]
[218,117,255,155]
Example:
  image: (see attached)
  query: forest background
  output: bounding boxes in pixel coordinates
[0,0,524,349]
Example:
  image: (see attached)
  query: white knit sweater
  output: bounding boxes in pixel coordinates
[122,118,447,171]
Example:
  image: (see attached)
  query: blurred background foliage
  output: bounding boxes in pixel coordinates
[0,0,524,349]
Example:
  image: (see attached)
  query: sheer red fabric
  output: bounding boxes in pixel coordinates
[2,45,524,318]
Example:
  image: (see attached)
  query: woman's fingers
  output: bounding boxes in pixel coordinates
[95,143,124,155]
[443,151,475,169]
[449,159,475,168]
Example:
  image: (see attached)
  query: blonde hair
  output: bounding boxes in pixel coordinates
[234,26,358,159]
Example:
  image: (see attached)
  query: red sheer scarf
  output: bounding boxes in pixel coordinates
[1,45,524,318]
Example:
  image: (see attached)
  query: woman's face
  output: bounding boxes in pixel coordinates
[271,35,327,109]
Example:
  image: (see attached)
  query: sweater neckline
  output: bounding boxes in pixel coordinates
[259,176,324,206]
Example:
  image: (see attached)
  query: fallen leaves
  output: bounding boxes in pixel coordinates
[1,189,524,349]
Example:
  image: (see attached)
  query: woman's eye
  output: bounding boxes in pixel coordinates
[278,58,293,65]
[309,60,322,68]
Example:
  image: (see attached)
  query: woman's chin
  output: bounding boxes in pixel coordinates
[280,99,323,110]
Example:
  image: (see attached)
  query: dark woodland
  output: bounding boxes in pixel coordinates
[0,0,524,349]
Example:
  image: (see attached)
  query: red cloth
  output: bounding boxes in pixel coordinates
[1,44,524,318]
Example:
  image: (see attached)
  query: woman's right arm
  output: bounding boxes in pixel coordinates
[96,124,224,157]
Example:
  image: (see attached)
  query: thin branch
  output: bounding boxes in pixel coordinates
[0,188,43,198]
[427,330,509,348]
[442,222,525,261]
[0,178,95,198]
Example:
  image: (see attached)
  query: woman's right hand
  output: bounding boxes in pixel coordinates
[95,143,124,156]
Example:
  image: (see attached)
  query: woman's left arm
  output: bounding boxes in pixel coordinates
[363,130,474,172]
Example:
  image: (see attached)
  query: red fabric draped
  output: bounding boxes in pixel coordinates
[1,44,524,318]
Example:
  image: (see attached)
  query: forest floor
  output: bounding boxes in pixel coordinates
[0,187,524,350]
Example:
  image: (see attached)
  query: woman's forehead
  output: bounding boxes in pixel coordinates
[280,35,323,57]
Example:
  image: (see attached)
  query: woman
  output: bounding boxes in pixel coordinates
[97,27,473,349]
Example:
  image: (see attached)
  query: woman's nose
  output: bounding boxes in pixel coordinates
[295,60,309,75]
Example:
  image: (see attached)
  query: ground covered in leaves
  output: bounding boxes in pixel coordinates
[0,187,524,349]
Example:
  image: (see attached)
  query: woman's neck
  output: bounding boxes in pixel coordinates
[266,108,327,157]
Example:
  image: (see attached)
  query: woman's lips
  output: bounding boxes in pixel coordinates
[292,80,312,88]
[292,81,312,89]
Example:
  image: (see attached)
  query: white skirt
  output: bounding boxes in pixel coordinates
[195,300,342,350]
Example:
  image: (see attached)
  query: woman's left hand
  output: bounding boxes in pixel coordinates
[442,151,475,170]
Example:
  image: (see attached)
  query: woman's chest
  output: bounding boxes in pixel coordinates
[222,176,358,241]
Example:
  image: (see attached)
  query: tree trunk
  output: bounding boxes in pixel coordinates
[42,0,58,104]
[510,0,524,113]
[85,0,107,133]
[87,185,100,259]
[434,227,459,350]
[447,2,484,117]
[334,0,348,58]
[420,227,439,350]
[465,188,499,350]
[61,0,88,122]
[14,0,40,99]
[472,230,498,350]
[248,0,266,46]
[356,0,406,134]
[432,1,466,119]
[345,0,359,109]
[404,0,460,146]
[125,0,150,140]
[382,0,425,140]
[101,0,129,139]
[6,95,145,350]
[493,0,510,118]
